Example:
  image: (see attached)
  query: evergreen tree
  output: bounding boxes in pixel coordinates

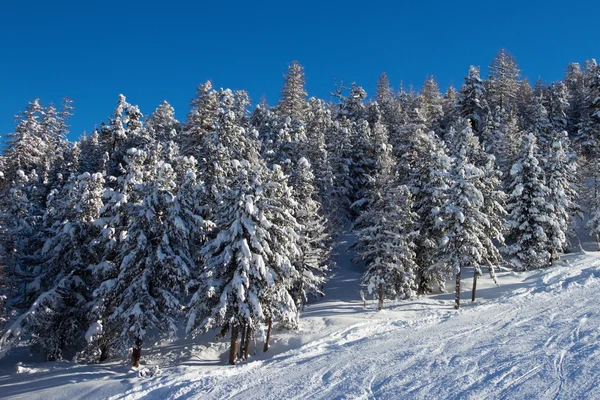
[436,140,491,309]
[486,49,521,114]
[146,101,180,143]
[417,77,444,132]
[399,129,452,293]
[187,156,300,364]
[505,133,556,270]
[546,130,578,261]
[276,61,308,121]
[288,158,330,312]
[457,66,488,135]
[355,136,417,309]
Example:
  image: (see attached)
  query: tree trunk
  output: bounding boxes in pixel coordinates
[377,283,384,310]
[454,269,461,310]
[229,324,239,365]
[239,323,246,360]
[99,344,109,362]
[243,326,253,360]
[131,337,142,368]
[263,318,272,352]
[549,249,554,266]
[471,270,478,302]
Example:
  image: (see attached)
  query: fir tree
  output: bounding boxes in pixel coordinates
[505,133,556,270]
[276,61,308,121]
[355,137,417,309]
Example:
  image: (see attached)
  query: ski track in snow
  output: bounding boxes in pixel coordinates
[2,235,600,399]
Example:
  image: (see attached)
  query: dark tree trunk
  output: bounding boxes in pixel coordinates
[377,283,384,310]
[239,323,246,360]
[229,324,239,365]
[99,344,109,362]
[243,326,253,360]
[131,337,142,368]
[263,318,272,352]
[455,269,461,310]
[471,270,478,302]
[549,249,554,266]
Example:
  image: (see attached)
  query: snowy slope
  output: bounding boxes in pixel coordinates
[2,235,600,400]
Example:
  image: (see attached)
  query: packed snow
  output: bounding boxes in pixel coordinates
[2,233,600,399]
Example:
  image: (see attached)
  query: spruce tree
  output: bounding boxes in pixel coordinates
[355,136,417,309]
[276,61,308,121]
[505,133,556,270]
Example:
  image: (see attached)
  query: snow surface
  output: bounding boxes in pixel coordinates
[2,233,600,399]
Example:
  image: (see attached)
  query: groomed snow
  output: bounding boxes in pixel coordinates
[2,234,600,399]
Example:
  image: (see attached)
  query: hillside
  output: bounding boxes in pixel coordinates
[2,234,600,399]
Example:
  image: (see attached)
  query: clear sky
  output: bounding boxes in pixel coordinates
[0,0,598,143]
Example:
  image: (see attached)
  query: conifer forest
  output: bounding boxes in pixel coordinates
[1,49,600,369]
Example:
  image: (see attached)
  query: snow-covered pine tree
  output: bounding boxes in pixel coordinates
[288,157,331,312]
[276,61,308,122]
[531,98,553,157]
[324,117,354,225]
[457,66,488,136]
[89,142,207,366]
[436,141,488,309]
[439,85,458,136]
[0,172,104,360]
[545,130,578,261]
[482,106,521,186]
[516,78,536,131]
[2,100,46,183]
[355,133,417,309]
[146,101,181,143]
[417,77,444,133]
[399,128,452,293]
[505,133,556,270]
[547,82,570,134]
[446,119,506,297]
[184,80,219,154]
[303,98,335,205]
[486,49,521,114]
[187,154,300,364]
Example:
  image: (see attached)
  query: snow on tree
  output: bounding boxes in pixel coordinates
[187,153,300,364]
[89,143,207,366]
[482,106,521,185]
[303,98,335,205]
[547,82,570,134]
[445,119,506,295]
[288,157,331,312]
[486,49,521,114]
[146,100,181,143]
[276,61,308,121]
[324,117,354,224]
[417,77,444,132]
[355,133,417,309]
[184,80,219,153]
[398,128,452,293]
[505,133,557,270]
[436,142,489,309]
[0,172,104,360]
[457,66,488,135]
[531,98,553,157]
[544,131,579,260]
[3,100,46,182]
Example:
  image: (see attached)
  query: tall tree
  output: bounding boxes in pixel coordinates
[276,61,308,121]
[355,136,417,309]
[457,66,488,135]
[504,133,556,270]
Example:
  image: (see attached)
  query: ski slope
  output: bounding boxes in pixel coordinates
[2,234,600,399]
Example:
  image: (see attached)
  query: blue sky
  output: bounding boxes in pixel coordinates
[0,0,598,143]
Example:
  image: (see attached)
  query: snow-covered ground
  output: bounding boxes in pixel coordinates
[2,233,600,399]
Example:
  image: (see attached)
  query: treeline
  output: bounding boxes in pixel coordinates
[0,50,598,366]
